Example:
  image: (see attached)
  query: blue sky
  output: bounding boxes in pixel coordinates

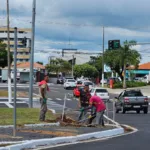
[1,0,150,64]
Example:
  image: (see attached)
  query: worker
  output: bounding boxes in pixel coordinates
[78,84,91,121]
[88,95,106,126]
[38,75,50,121]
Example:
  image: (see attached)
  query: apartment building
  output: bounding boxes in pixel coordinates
[0,27,31,63]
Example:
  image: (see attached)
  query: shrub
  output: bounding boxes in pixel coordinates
[113,81,147,89]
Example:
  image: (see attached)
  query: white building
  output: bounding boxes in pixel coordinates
[0,27,31,63]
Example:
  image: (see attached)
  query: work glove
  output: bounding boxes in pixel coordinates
[43,98,47,104]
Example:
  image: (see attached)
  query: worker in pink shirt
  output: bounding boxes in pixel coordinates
[88,95,106,126]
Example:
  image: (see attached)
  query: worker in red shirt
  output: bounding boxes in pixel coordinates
[88,95,106,126]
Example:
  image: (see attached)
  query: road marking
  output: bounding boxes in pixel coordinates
[48,98,52,101]
[67,99,71,101]
[56,98,62,101]
[5,103,13,108]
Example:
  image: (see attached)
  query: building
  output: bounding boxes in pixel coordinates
[61,49,101,65]
[127,62,150,77]
[0,27,31,63]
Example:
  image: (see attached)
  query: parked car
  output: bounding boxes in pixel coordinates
[73,85,84,97]
[90,88,109,102]
[64,79,76,89]
[115,89,148,114]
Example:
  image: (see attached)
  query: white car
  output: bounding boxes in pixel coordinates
[90,88,109,101]
[82,81,94,90]
[64,79,76,89]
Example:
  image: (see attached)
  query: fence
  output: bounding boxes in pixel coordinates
[61,93,119,126]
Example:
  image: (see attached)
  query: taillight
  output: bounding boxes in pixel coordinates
[144,97,148,102]
[124,97,129,103]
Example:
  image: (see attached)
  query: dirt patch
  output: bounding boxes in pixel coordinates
[18,129,77,137]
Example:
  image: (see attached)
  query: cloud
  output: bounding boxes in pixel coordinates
[1,0,150,64]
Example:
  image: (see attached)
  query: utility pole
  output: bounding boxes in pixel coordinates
[13,27,17,137]
[72,55,74,77]
[102,26,105,87]
[29,0,36,108]
[6,0,12,103]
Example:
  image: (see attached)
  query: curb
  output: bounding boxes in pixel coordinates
[0,122,60,128]
[0,127,124,150]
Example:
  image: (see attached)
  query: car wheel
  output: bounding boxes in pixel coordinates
[144,108,148,114]
[136,110,140,114]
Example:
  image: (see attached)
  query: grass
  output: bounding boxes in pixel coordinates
[0,90,9,97]
[0,108,56,125]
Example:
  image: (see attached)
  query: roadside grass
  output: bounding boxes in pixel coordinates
[0,90,9,97]
[0,108,56,125]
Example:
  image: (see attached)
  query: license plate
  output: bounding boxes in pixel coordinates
[134,106,140,108]
[100,94,104,96]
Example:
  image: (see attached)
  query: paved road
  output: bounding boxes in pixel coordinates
[42,110,150,150]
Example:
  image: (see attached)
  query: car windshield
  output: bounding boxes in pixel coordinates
[68,80,75,82]
[124,91,143,97]
[77,81,82,84]
[96,89,108,93]
[84,82,93,85]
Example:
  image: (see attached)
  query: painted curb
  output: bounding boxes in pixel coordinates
[0,122,60,128]
[0,127,124,150]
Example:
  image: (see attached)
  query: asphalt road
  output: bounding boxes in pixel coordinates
[1,83,150,149]
[42,110,150,150]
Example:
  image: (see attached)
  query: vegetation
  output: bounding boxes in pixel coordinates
[0,108,56,125]
[0,40,13,68]
[46,58,72,75]
[36,61,43,65]
[104,40,141,88]
[113,81,147,89]
[74,63,98,78]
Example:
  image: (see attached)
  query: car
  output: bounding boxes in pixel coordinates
[76,80,83,86]
[115,89,148,114]
[57,78,64,84]
[64,79,76,89]
[90,88,109,102]
[82,81,94,90]
[73,86,84,97]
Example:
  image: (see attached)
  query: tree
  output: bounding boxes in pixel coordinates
[74,63,98,78]
[46,58,71,75]
[36,61,43,65]
[104,40,141,88]
[0,40,13,68]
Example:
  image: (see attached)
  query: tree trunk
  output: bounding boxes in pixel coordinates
[123,63,126,89]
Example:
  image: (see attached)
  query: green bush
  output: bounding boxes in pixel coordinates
[113,81,147,89]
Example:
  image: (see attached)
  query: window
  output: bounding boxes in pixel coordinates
[77,81,82,84]
[124,91,143,97]
[95,89,108,93]
[68,80,75,82]
[84,82,93,85]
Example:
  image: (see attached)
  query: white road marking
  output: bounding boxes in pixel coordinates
[56,98,62,101]
[48,98,52,101]
[67,99,71,101]
[5,103,13,108]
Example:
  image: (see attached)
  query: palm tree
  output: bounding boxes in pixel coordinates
[122,40,141,88]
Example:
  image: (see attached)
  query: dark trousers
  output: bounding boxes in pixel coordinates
[39,98,47,121]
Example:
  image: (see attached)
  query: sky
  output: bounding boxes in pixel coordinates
[0,0,150,64]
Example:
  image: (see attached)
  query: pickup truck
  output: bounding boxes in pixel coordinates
[115,89,148,114]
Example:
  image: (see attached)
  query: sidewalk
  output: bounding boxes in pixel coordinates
[106,86,150,97]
